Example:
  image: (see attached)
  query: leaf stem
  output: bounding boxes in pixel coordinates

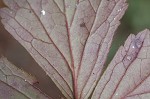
[73,72,78,99]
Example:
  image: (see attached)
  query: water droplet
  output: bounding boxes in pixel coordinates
[126,56,132,60]
[115,93,118,96]
[25,79,27,82]
[132,45,135,49]
[118,9,122,12]
[135,39,142,48]
[41,10,46,15]
[114,18,116,20]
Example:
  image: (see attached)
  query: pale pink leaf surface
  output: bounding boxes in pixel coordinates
[0,0,73,98]
[0,0,128,98]
[0,56,51,99]
[92,29,150,99]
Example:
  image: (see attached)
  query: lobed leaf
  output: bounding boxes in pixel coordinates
[92,29,150,99]
[0,0,129,98]
[2,0,150,99]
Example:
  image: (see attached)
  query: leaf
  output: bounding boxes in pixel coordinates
[0,0,128,98]
[1,0,150,99]
[0,56,51,99]
[92,29,150,99]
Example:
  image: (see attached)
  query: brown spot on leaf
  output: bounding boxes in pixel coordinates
[80,22,86,27]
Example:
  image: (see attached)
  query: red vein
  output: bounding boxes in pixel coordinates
[80,0,127,97]
[63,1,77,98]
[76,0,97,79]
[3,11,73,97]
[25,0,71,71]
[88,0,127,36]
[2,0,74,97]
[127,91,150,98]
[0,80,30,99]
[79,33,108,99]
[88,0,96,13]
[77,0,114,79]
[110,40,144,99]
[76,0,109,98]
[30,42,73,97]
[97,62,120,99]
[50,0,64,14]
[122,62,150,98]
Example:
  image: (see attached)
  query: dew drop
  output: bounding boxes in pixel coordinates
[118,9,122,12]
[115,93,118,96]
[126,56,132,60]
[41,10,46,15]
[132,45,135,49]
[135,39,142,48]
[25,79,27,82]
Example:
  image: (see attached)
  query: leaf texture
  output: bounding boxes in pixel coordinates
[0,0,129,98]
[92,29,150,99]
[0,56,51,99]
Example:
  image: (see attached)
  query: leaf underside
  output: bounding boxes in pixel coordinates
[0,56,51,99]
[0,0,150,99]
[92,29,150,99]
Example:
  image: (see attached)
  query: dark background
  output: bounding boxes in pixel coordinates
[0,0,150,98]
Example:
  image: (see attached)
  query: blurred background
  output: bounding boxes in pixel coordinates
[0,0,150,98]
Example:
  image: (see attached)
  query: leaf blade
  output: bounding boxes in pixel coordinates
[75,0,128,98]
[92,29,150,99]
[0,0,73,98]
[0,0,130,98]
[0,56,51,99]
